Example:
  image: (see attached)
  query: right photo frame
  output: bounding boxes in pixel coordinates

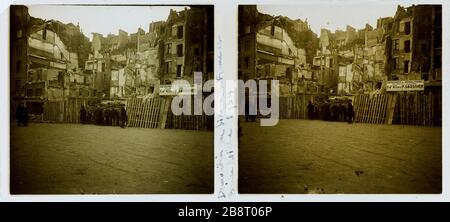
[238,4,442,194]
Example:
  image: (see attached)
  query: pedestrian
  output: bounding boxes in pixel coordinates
[346,100,354,123]
[95,106,103,125]
[111,107,119,127]
[307,101,314,120]
[119,104,128,128]
[79,105,87,124]
[15,102,28,127]
[338,102,345,122]
[322,100,330,121]
[102,107,109,126]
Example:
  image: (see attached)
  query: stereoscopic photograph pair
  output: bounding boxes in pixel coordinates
[9,3,441,195]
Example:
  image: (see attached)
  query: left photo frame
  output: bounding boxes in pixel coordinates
[9,5,215,194]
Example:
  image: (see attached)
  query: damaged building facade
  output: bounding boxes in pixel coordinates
[10,6,90,118]
[238,6,309,97]
[85,6,214,99]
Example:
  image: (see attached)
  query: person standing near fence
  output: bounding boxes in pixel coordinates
[307,101,314,120]
[111,107,119,126]
[15,102,29,127]
[119,104,128,128]
[79,105,87,124]
[346,100,354,123]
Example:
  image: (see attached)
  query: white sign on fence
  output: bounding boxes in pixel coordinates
[159,84,198,96]
[386,80,424,92]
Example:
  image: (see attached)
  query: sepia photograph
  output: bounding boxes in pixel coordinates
[238,4,442,194]
[9,5,214,194]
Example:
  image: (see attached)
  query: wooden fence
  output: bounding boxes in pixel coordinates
[279,94,317,119]
[353,94,392,124]
[353,92,441,126]
[126,96,213,131]
[43,98,91,123]
[278,92,441,126]
[126,97,167,129]
[392,92,441,126]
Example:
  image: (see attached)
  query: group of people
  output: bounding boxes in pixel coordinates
[307,99,354,123]
[79,103,128,128]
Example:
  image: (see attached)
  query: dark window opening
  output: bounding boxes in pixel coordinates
[35,88,43,97]
[393,58,398,70]
[166,43,172,55]
[404,40,411,53]
[245,57,250,68]
[26,89,33,97]
[166,62,171,74]
[207,59,214,73]
[16,61,21,72]
[434,54,442,68]
[177,44,183,57]
[176,65,182,77]
[404,60,409,73]
[393,39,399,51]
[37,70,42,81]
[404,21,411,35]
[16,45,21,56]
[15,80,21,90]
[102,63,106,72]
[177,25,183,39]
[270,25,275,36]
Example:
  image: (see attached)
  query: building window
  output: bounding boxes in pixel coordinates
[404,40,411,53]
[404,60,409,73]
[15,80,21,90]
[26,89,33,97]
[404,21,411,35]
[434,54,442,69]
[177,25,183,39]
[270,25,275,36]
[35,88,43,97]
[37,69,43,81]
[393,58,398,70]
[17,29,22,38]
[16,45,22,56]
[244,40,251,51]
[148,86,154,94]
[177,44,183,57]
[393,39,399,51]
[329,58,333,68]
[166,43,172,55]
[245,25,251,34]
[102,63,106,72]
[16,61,21,72]
[166,61,171,74]
[176,65,182,77]
[245,57,250,68]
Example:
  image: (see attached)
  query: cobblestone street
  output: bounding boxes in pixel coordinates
[10,123,213,194]
[239,119,441,194]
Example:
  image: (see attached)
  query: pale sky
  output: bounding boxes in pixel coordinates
[257,4,399,35]
[28,5,188,40]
